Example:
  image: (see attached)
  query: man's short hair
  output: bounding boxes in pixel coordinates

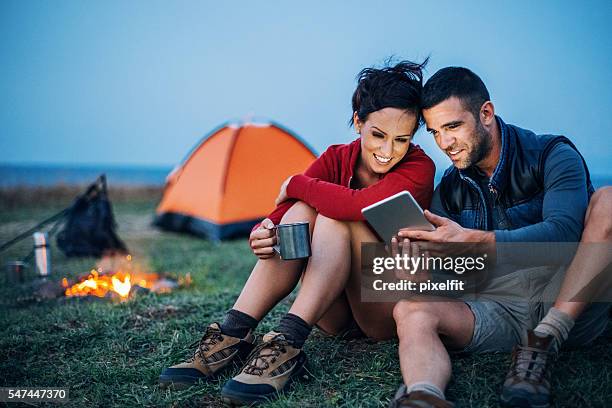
[422,67,490,118]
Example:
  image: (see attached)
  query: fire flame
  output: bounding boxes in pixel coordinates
[62,254,158,300]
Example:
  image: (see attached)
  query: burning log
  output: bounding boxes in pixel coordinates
[8,255,189,306]
[61,254,185,300]
[62,270,135,299]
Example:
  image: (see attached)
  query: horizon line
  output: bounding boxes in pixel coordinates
[0,161,176,169]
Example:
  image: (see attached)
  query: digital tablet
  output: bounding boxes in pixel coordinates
[361,190,435,243]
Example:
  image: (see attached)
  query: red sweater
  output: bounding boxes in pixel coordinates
[256,138,435,229]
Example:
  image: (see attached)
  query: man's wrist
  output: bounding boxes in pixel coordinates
[465,229,495,243]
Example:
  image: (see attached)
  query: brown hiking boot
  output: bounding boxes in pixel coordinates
[159,322,255,389]
[221,331,308,405]
[388,385,454,408]
[500,330,555,408]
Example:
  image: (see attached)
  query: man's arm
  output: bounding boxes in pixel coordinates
[494,143,589,243]
[400,143,588,247]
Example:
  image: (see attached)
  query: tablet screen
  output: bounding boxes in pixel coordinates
[361,190,435,243]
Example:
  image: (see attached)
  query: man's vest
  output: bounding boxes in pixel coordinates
[436,117,594,231]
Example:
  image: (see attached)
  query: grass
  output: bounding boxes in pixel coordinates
[0,195,610,407]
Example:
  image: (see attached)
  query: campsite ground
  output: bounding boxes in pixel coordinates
[1,188,611,407]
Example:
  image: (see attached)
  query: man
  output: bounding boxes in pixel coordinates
[388,67,611,408]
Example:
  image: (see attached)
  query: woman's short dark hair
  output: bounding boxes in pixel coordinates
[350,58,428,133]
[422,67,490,118]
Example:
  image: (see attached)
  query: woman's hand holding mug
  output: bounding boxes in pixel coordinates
[249,218,277,259]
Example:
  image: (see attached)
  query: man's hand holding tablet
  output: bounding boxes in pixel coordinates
[361,190,434,244]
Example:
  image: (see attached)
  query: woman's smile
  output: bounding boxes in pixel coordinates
[356,107,417,177]
[373,153,393,165]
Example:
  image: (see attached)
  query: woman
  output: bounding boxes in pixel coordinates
[159,60,435,405]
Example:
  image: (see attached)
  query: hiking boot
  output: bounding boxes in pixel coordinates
[500,330,555,408]
[388,385,454,408]
[221,331,308,405]
[159,322,255,389]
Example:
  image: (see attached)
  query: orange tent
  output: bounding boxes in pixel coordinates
[154,121,317,240]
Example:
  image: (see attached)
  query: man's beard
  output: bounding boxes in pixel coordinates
[461,121,492,169]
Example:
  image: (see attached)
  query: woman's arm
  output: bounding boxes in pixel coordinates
[286,152,435,221]
[252,146,338,229]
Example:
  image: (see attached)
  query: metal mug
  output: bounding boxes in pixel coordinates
[273,222,311,260]
[6,261,27,283]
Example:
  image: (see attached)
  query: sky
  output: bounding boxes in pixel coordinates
[1,0,611,176]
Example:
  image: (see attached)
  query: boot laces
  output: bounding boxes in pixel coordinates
[510,344,552,382]
[188,325,224,362]
[242,335,289,376]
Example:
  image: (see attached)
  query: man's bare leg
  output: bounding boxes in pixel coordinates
[552,187,612,319]
[500,187,612,408]
[528,187,612,350]
[392,300,474,400]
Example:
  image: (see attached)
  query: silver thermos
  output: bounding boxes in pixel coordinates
[33,232,51,277]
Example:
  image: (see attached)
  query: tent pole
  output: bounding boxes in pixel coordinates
[0,208,69,253]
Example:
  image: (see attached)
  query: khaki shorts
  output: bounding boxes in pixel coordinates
[460,266,610,353]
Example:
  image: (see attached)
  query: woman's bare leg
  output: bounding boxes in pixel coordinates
[287,214,352,325]
[232,201,317,320]
[288,217,396,340]
[344,221,396,340]
[314,293,355,335]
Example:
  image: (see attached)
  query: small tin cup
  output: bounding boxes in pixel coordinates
[6,261,26,283]
[273,222,311,260]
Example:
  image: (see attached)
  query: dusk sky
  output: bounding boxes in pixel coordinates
[1,1,611,176]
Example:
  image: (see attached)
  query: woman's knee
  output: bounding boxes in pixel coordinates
[313,213,351,238]
[281,201,318,229]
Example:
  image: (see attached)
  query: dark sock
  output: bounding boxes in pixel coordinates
[220,309,258,338]
[276,313,312,348]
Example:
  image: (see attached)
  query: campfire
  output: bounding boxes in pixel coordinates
[61,254,185,300]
